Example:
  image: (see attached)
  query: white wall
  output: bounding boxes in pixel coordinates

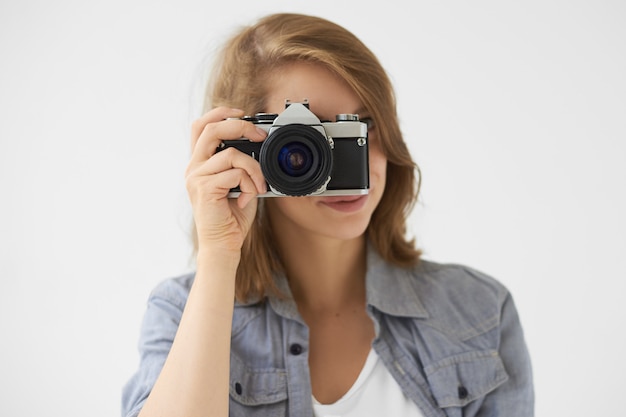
[1,1,624,416]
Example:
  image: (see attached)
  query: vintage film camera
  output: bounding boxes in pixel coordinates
[218,100,369,197]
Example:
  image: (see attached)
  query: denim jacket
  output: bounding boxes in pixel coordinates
[122,248,534,417]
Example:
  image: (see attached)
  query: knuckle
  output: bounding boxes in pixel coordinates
[200,121,218,137]
[236,119,250,130]
[191,118,204,131]
[184,170,199,189]
[223,119,249,137]
[221,147,239,158]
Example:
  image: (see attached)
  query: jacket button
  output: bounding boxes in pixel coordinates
[289,343,303,355]
[235,382,242,395]
[458,385,469,399]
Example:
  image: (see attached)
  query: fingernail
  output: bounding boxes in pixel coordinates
[256,127,267,137]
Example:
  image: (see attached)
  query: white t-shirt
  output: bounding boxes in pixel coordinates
[312,349,425,417]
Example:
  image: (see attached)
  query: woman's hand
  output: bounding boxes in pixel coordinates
[185,107,267,253]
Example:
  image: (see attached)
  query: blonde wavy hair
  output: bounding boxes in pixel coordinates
[200,13,421,302]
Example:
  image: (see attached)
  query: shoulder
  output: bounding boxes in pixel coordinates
[408,260,511,340]
[413,260,509,303]
[146,272,195,312]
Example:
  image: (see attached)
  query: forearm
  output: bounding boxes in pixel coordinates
[138,249,240,417]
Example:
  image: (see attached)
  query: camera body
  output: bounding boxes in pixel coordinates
[218,100,369,197]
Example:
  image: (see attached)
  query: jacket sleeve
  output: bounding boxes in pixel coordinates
[477,292,534,416]
[121,277,190,417]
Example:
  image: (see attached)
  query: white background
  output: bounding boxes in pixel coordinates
[1,1,624,416]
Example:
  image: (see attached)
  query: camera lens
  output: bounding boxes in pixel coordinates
[278,142,313,177]
[260,125,333,196]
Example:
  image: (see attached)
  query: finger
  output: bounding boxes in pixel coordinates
[236,175,261,209]
[198,168,260,202]
[190,107,244,148]
[190,118,267,167]
[187,147,267,195]
[204,170,258,210]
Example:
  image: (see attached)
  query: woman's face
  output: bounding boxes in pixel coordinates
[264,62,387,242]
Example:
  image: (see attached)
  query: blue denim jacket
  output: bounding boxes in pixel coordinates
[122,248,534,417]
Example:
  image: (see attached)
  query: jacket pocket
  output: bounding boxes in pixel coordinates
[424,350,508,408]
[229,353,288,416]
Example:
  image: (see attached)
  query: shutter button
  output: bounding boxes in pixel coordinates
[289,344,303,355]
[458,385,469,399]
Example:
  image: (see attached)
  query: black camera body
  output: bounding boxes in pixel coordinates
[218,100,369,197]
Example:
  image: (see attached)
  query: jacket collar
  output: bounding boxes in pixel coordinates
[364,245,429,319]
[261,244,428,321]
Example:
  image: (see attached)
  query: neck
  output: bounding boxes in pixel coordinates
[274,231,368,313]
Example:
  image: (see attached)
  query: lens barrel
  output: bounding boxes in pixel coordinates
[259,124,332,196]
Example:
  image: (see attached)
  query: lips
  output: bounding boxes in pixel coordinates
[318,195,368,212]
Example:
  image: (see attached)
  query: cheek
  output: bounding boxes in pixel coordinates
[266,197,311,226]
[369,147,387,186]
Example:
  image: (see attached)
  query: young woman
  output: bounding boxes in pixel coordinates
[122,13,534,417]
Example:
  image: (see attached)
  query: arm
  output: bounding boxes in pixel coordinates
[136,251,239,417]
[128,108,267,417]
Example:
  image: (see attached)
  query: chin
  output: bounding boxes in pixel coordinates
[314,214,372,241]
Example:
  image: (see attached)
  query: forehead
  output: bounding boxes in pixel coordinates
[264,62,364,119]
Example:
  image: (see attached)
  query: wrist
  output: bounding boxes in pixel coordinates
[195,246,241,271]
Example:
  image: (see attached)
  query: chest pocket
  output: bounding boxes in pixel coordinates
[424,350,508,409]
[229,353,289,417]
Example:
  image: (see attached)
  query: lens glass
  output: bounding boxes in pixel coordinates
[278,142,313,177]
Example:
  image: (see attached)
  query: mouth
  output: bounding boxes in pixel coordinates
[318,194,368,212]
